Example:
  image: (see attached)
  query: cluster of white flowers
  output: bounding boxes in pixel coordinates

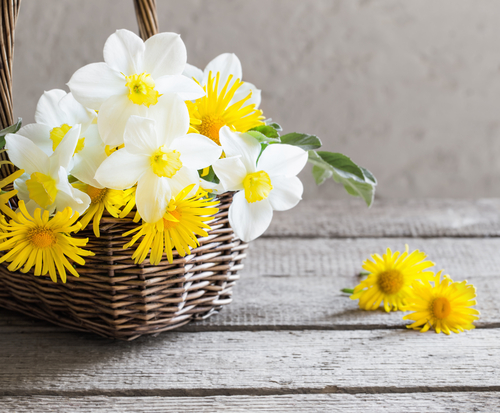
[5,29,308,243]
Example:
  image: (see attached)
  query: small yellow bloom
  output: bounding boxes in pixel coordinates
[187,71,265,145]
[350,245,435,312]
[123,185,218,264]
[403,271,480,335]
[0,169,24,218]
[73,183,133,237]
[0,201,94,283]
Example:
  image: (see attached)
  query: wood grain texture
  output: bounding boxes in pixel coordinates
[0,329,499,395]
[266,198,500,237]
[1,393,499,412]
[1,237,494,330]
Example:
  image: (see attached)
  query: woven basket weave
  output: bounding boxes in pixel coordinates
[0,0,248,340]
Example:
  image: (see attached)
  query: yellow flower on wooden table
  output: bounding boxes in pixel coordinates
[0,201,94,283]
[350,245,435,312]
[123,184,219,265]
[403,270,480,335]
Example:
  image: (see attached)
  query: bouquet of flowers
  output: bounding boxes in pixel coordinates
[0,29,376,284]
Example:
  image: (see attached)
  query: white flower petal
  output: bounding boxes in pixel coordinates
[219,126,260,172]
[257,144,308,177]
[183,63,204,83]
[229,191,273,242]
[144,32,186,78]
[123,116,158,155]
[136,169,171,223]
[16,123,53,156]
[97,94,147,146]
[13,173,30,203]
[54,185,91,216]
[147,94,190,146]
[5,133,50,175]
[170,133,222,170]
[50,124,80,173]
[155,75,205,101]
[212,156,246,191]
[68,62,127,110]
[203,53,242,90]
[94,149,149,189]
[58,92,96,130]
[34,89,67,126]
[71,127,107,188]
[103,29,145,75]
[199,178,226,195]
[167,166,200,197]
[231,81,261,108]
[268,175,303,211]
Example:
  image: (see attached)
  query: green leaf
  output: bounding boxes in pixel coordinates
[308,150,376,207]
[316,151,364,180]
[199,166,219,184]
[312,164,332,185]
[280,132,322,150]
[341,288,354,294]
[0,118,22,150]
[246,130,280,144]
[268,122,282,132]
[249,124,280,139]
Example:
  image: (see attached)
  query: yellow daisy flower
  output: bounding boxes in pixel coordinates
[0,201,94,283]
[403,271,480,334]
[0,169,24,218]
[123,185,219,264]
[187,71,265,145]
[73,183,133,237]
[350,245,435,312]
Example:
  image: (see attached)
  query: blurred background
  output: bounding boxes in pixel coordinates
[12,1,500,200]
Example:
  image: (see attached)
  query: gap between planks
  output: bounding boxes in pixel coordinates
[2,386,500,398]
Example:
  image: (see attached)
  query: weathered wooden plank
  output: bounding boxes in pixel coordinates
[267,199,500,237]
[1,237,497,330]
[1,393,499,412]
[0,329,499,395]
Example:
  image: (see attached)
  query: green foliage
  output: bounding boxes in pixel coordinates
[308,150,377,207]
[0,118,22,149]
[280,132,322,150]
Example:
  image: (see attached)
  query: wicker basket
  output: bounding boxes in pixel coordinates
[0,0,248,340]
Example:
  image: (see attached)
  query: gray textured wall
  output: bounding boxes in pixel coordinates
[12,1,500,200]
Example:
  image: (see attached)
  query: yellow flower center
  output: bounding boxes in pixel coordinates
[377,270,404,295]
[50,124,85,154]
[432,297,452,319]
[197,115,227,145]
[105,144,125,157]
[150,147,183,178]
[26,172,58,209]
[29,227,56,249]
[163,208,181,230]
[243,171,273,203]
[86,186,108,204]
[125,73,159,107]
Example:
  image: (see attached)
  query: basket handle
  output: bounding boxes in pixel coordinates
[133,0,159,40]
[0,0,159,179]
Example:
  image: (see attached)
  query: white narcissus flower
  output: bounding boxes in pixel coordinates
[68,29,205,147]
[183,53,261,108]
[5,125,91,215]
[17,89,106,188]
[94,96,222,223]
[212,127,308,242]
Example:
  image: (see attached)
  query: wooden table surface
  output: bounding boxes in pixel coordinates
[1,199,499,412]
